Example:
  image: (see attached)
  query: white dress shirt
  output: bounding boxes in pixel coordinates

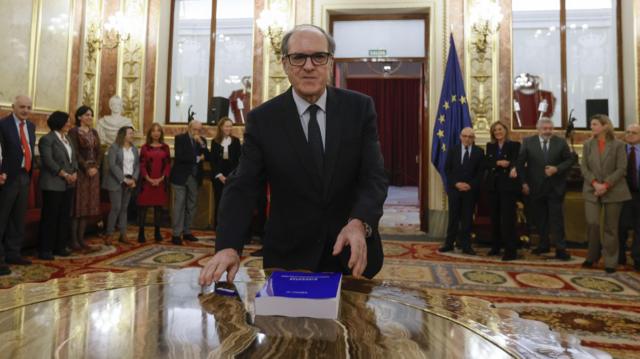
[292,88,327,149]
[13,113,30,168]
[123,146,135,176]
[460,144,472,163]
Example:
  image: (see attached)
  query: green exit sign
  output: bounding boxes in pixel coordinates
[368,49,387,57]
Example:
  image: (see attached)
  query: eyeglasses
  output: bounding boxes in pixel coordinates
[284,52,332,67]
[461,134,475,139]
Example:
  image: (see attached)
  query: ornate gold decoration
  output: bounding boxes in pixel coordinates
[117,0,147,130]
[466,0,503,143]
[261,0,292,101]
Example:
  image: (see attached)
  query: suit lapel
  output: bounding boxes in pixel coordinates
[281,88,323,191]
[323,87,342,199]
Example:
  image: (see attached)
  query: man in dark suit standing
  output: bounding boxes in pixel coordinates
[0,95,37,273]
[618,124,640,270]
[170,120,208,245]
[199,24,388,285]
[439,127,485,255]
[515,117,575,260]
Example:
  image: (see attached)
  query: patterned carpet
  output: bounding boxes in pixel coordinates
[1,229,639,358]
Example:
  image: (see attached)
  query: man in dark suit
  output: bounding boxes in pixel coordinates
[0,95,37,273]
[516,117,575,260]
[619,124,640,270]
[170,120,208,245]
[199,24,388,285]
[439,127,485,255]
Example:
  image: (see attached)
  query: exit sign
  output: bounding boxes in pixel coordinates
[368,49,387,57]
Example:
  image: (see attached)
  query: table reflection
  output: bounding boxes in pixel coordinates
[0,268,609,358]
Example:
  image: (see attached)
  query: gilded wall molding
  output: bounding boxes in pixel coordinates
[263,0,293,102]
[117,0,148,131]
[465,0,500,144]
[80,0,103,113]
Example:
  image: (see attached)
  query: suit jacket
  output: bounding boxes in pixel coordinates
[216,87,389,278]
[170,133,208,186]
[102,143,140,191]
[484,141,521,192]
[38,131,78,191]
[516,135,576,198]
[581,138,631,203]
[210,136,241,179]
[0,114,36,181]
[444,144,485,193]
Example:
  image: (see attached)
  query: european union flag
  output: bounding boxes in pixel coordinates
[431,34,472,188]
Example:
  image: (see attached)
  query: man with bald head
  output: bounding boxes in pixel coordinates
[439,127,485,255]
[618,124,640,271]
[0,95,36,275]
[200,24,388,285]
[170,119,209,245]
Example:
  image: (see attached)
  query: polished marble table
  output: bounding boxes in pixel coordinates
[0,268,610,358]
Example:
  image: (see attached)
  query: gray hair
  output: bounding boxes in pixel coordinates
[281,24,336,56]
[536,117,554,129]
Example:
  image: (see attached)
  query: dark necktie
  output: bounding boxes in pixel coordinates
[307,104,324,174]
[629,146,638,191]
[543,139,549,163]
[463,146,470,166]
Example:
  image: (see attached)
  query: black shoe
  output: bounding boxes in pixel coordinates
[54,250,71,257]
[532,247,551,255]
[183,234,199,242]
[154,227,162,242]
[502,252,517,261]
[438,245,454,253]
[251,249,264,257]
[6,256,32,265]
[605,267,616,274]
[171,236,183,245]
[581,260,593,268]
[138,228,146,243]
[39,252,55,260]
[462,247,477,255]
[0,264,10,276]
[555,250,571,261]
[487,248,501,256]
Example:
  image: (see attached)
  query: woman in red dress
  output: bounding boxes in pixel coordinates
[137,124,170,242]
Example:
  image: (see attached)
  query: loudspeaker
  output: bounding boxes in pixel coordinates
[208,96,229,125]
[586,99,609,120]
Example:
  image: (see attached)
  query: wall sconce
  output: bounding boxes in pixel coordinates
[256,7,289,59]
[470,0,503,59]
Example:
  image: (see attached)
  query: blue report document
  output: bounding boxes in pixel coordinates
[255,271,342,319]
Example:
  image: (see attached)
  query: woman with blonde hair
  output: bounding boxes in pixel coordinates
[581,114,630,273]
[484,121,521,261]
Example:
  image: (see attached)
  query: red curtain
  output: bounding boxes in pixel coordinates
[346,78,420,186]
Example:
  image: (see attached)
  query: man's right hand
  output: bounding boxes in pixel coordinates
[199,248,240,286]
[522,183,530,196]
[0,173,6,185]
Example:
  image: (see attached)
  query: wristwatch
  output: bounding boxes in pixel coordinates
[349,218,373,238]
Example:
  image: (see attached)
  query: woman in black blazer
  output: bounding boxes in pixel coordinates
[485,121,521,261]
[210,117,241,228]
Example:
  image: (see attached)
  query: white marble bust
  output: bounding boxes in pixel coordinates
[97,96,134,145]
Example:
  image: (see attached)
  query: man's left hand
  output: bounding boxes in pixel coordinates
[333,219,368,278]
[0,173,6,185]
